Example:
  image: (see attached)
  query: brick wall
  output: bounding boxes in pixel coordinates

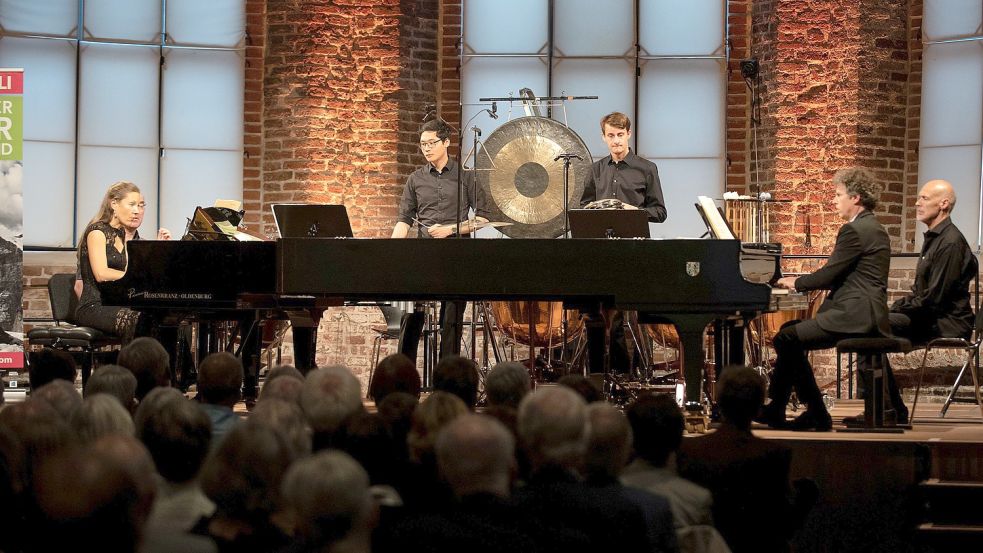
[726,0,751,195]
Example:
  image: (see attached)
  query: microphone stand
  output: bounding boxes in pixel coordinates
[554,153,582,238]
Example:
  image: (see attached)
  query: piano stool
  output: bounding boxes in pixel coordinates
[26,273,121,386]
[835,336,911,433]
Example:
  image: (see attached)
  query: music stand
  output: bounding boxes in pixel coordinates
[273,204,354,238]
[568,209,650,239]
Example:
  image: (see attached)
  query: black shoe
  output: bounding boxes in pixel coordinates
[754,404,789,429]
[790,409,832,431]
[894,404,909,425]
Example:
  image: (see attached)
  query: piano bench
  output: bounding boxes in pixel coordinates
[835,337,911,433]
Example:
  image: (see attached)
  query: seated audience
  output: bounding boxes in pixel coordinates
[117,336,171,401]
[258,372,304,405]
[300,365,366,451]
[402,391,467,508]
[31,379,82,422]
[265,364,304,383]
[248,398,312,458]
[84,364,138,412]
[433,355,479,409]
[369,353,422,404]
[557,373,604,403]
[485,361,531,410]
[376,391,418,466]
[71,393,136,443]
[27,347,77,390]
[196,352,243,447]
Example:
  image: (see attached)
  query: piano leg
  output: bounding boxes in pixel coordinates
[292,326,317,374]
[666,314,717,433]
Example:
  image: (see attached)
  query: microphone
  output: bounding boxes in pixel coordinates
[489,101,498,119]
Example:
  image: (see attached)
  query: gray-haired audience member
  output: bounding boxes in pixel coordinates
[28,347,77,390]
[31,379,83,422]
[84,364,138,412]
[517,385,589,474]
[436,414,515,498]
[484,362,531,410]
[117,337,171,401]
[258,372,304,405]
[622,394,714,535]
[283,451,377,552]
[135,387,215,533]
[301,365,366,450]
[265,364,304,383]
[585,403,678,553]
[248,399,312,458]
[432,355,479,409]
[71,393,136,443]
[196,352,243,447]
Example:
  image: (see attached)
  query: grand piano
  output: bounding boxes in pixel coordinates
[107,237,783,414]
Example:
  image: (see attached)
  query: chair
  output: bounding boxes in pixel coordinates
[26,273,121,386]
[366,302,411,397]
[911,309,983,419]
[835,336,911,433]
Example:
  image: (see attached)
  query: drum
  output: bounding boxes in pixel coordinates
[490,301,584,348]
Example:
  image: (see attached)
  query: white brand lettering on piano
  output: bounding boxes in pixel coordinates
[138,292,214,300]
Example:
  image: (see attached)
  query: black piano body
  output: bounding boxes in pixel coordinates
[278,237,774,410]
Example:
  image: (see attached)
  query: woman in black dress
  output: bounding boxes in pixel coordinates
[76,181,170,342]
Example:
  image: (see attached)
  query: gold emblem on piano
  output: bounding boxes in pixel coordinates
[686,262,700,277]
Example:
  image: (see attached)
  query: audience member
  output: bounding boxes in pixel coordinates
[117,336,171,401]
[71,393,136,443]
[248,399,312,458]
[135,387,215,533]
[194,424,298,553]
[585,403,678,553]
[27,347,77,390]
[282,451,377,553]
[557,374,603,403]
[84,364,138,412]
[376,391,418,466]
[300,365,365,451]
[258,372,304,405]
[265,364,304,383]
[369,353,421,404]
[401,391,467,508]
[31,379,82,422]
[677,367,799,553]
[432,355,479,409]
[485,361,531,409]
[197,352,243,447]
[622,394,715,536]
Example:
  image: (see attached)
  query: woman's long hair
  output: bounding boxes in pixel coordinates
[89,181,141,225]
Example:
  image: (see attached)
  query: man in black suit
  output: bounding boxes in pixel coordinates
[762,168,891,431]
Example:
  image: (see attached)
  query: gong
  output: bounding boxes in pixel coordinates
[476,116,592,238]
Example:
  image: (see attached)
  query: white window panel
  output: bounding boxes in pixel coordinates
[22,141,74,247]
[553,0,633,57]
[551,58,633,158]
[924,0,983,42]
[463,0,548,54]
[0,0,78,37]
[159,148,242,235]
[921,42,983,148]
[83,0,161,43]
[0,37,77,142]
[165,0,245,48]
[916,145,983,249]
[461,56,549,145]
[648,157,723,239]
[640,0,725,57]
[637,59,724,158]
[161,48,243,150]
[76,145,159,239]
[78,42,159,148]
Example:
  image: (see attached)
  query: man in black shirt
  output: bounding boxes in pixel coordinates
[392,119,488,363]
[872,180,977,423]
[580,112,667,375]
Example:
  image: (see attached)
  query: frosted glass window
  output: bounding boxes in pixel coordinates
[0,37,77,142]
[920,42,983,148]
[463,0,548,54]
[76,145,160,239]
[551,58,634,158]
[22,141,75,247]
[165,0,245,48]
[0,0,78,37]
[160,149,242,234]
[461,56,549,141]
[83,0,161,43]
[553,0,634,57]
[162,48,243,150]
[78,43,160,148]
[917,146,983,249]
[640,0,725,57]
[924,0,983,42]
[637,59,724,158]
[649,157,724,239]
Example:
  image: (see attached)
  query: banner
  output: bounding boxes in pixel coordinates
[0,68,24,374]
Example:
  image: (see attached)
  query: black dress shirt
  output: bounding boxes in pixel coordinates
[580,151,667,222]
[397,159,489,237]
[891,217,977,338]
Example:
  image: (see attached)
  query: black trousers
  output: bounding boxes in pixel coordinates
[769,319,847,412]
[398,301,466,364]
[586,309,632,374]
